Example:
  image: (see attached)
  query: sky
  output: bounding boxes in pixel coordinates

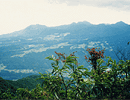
[0,0,130,35]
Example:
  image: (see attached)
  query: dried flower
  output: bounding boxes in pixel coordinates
[56,59,59,61]
[62,60,66,62]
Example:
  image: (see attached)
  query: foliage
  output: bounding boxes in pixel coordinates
[0,47,130,99]
[6,75,44,91]
[0,77,17,99]
[37,48,130,99]
[0,75,50,99]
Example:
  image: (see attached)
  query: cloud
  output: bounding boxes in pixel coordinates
[43,33,70,41]
[70,41,114,52]
[0,0,130,35]
[11,42,71,57]
[0,64,7,71]
[50,0,130,11]
[4,69,38,74]
[0,63,38,73]
[63,33,70,36]
[88,41,100,48]
[70,43,86,49]
[27,38,33,40]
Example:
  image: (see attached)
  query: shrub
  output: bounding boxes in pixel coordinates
[1,47,130,99]
[38,47,130,99]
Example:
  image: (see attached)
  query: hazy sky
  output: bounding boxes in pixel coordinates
[0,0,130,35]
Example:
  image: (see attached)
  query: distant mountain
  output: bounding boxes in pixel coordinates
[0,24,47,38]
[51,21,92,30]
[114,21,128,26]
[0,21,130,80]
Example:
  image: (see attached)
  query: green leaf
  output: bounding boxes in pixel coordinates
[107,57,113,63]
[62,69,69,73]
[106,56,111,59]
[45,56,54,60]
[56,60,59,65]
[77,65,84,69]
[64,65,70,69]
[67,56,79,59]
[39,72,43,75]
[52,69,55,74]
[114,59,116,65]
[54,66,59,70]
[97,59,104,67]
[96,59,101,63]
[74,61,78,65]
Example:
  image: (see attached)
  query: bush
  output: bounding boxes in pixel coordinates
[1,47,130,99]
[38,47,130,99]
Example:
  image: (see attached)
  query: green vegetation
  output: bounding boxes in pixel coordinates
[6,75,44,91]
[0,47,130,99]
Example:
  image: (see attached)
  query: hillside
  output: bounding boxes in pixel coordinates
[0,77,17,96]
[0,21,130,80]
[0,74,47,98]
[6,74,44,91]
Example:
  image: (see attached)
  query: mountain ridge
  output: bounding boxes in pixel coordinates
[0,21,128,37]
[0,20,130,80]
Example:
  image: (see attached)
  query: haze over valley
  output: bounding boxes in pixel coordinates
[0,21,130,80]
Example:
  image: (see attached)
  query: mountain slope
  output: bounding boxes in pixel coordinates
[0,77,17,95]
[0,74,46,95]
[0,21,130,80]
